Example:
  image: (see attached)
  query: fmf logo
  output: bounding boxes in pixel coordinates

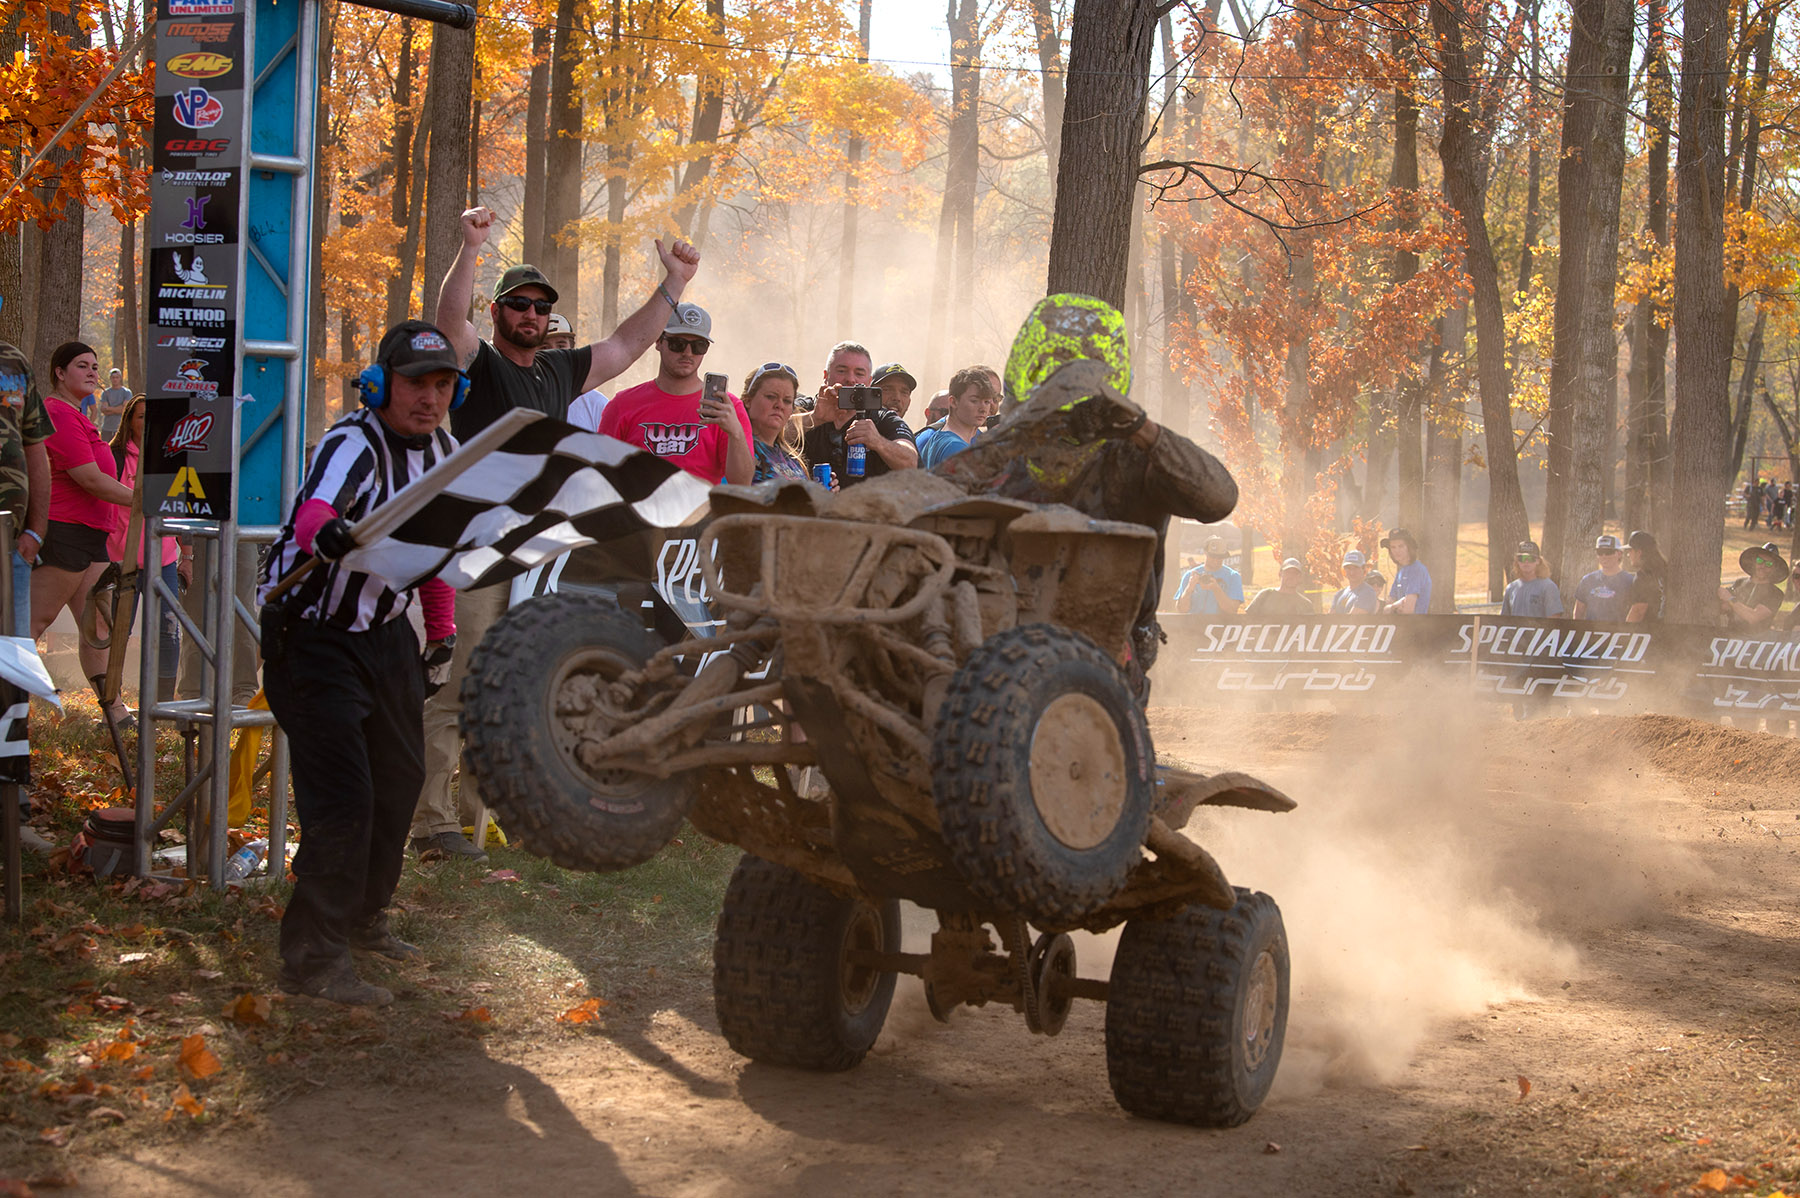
[163,412,214,454]
[165,22,233,41]
[164,138,230,156]
[172,88,224,130]
[166,52,232,78]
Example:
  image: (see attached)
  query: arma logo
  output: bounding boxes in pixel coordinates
[163,412,214,454]
[164,22,233,41]
[171,88,224,130]
[166,52,233,78]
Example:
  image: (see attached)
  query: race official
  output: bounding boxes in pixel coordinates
[258,321,462,1006]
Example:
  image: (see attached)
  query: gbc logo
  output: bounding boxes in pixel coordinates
[164,138,231,155]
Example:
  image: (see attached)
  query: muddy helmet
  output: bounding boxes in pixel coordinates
[1003,293,1131,407]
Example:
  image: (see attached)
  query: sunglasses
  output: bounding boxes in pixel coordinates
[1517,554,1538,563]
[663,335,710,354]
[1597,548,1621,556]
[497,295,554,315]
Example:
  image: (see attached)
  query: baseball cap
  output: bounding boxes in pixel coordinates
[1626,529,1657,552]
[1342,549,1367,567]
[662,302,712,341]
[0,341,35,407]
[1594,533,1622,553]
[1280,558,1303,573]
[492,263,558,304]
[1203,535,1228,556]
[377,320,463,377]
[545,313,573,337]
[871,363,917,389]
[1516,540,1541,559]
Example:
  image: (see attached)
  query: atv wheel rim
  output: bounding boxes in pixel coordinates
[839,904,883,1015]
[547,648,652,794]
[1242,947,1279,1072]
[1028,693,1128,850]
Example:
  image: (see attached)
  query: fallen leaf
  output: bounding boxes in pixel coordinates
[177,1035,221,1081]
[112,924,147,939]
[24,1173,77,1190]
[36,1126,72,1147]
[96,1038,136,1064]
[130,1065,154,1081]
[1262,1141,1281,1154]
[164,1083,203,1120]
[85,1107,125,1123]
[1693,1170,1732,1192]
[223,994,271,1026]
[1516,1075,1531,1101]
[192,969,222,981]
[118,953,148,965]
[557,998,609,1024]
[446,1006,492,1024]
[0,1032,17,1048]
[480,869,520,884]
[3,1058,43,1074]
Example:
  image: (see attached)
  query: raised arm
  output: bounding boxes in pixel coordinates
[435,207,493,368]
[580,239,701,392]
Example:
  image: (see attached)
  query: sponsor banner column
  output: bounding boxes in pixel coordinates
[145,0,244,520]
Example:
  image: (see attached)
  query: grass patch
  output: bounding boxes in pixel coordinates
[2,694,740,1174]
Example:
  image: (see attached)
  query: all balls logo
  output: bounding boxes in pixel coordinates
[171,87,224,131]
[163,412,214,455]
[163,358,219,395]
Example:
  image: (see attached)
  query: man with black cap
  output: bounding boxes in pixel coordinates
[1720,541,1788,629]
[1379,528,1431,614]
[257,320,465,1005]
[1571,534,1634,622]
[417,207,701,861]
[1502,540,1564,617]
[872,362,917,419]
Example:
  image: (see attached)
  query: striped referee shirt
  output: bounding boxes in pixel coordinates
[258,408,457,631]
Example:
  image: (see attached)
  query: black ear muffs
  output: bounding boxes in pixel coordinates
[358,363,470,411]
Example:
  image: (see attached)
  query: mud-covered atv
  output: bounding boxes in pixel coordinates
[460,383,1298,1128]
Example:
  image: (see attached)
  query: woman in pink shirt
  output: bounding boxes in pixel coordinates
[31,342,134,724]
[105,396,186,700]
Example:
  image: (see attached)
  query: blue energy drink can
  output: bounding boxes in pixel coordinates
[812,463,833,487]
[847,442,868,477]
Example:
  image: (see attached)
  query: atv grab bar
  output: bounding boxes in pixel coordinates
[699,515,957,625]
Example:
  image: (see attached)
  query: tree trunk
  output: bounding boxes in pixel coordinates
[1278,9,1316,564]
[1429,0,1529,600]
[835,0,872,332]
[1045,0,1157,309]
[1626,0,1672,538]
[1724,9,1773,486]
[1664,0,1732,623]
[599,0,629,332]
[1156,12,1185,437]
[1030,0,1064,193]
[385,19,418,328]
[521,24,550,267]
[1391,29,1424,534]
[1422,308,1468,608]
[927,0,981,381]
[31,7,84,374]
[543,0,584,332]
[421,22,474,323]
[1541,0,1633,588]
[672,0,726,237]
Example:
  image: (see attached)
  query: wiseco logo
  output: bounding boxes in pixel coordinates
[166,52,233,78]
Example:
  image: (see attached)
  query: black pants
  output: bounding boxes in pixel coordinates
[264,613,424,980]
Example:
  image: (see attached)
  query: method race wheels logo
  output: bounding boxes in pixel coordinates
[163,412,215,454]
[166,52,233,78]
[171,87,224,130]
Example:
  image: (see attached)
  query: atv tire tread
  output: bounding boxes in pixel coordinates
[460,591,693,873]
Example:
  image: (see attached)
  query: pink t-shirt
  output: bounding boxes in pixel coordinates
[44,396,118,529]
[107,444,179,568]
[597,379,751,483]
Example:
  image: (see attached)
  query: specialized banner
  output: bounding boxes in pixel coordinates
[146,0,245,520]
[1163,614,1800,718]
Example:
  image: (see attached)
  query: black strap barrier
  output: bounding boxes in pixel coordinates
[1160,614,1800,717]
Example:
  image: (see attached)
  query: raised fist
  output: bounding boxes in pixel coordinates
[460,207,495,248]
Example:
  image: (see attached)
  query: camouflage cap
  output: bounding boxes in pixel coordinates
[1003,293,1131,406]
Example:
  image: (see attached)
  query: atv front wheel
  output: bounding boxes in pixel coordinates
[460,590,695,872]
[713,856,900,1071]
[931,624,1155,926]
[1104,890,1289,1127]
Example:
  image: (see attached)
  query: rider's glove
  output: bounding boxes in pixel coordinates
[313,517,357,562]
[1064,394,1148,445]
[422,635,456,698]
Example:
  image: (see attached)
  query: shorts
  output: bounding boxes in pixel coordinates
[36,519,111,573]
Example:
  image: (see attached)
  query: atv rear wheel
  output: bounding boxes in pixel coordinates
[713,856,900,1071]
[460,591,694,872]
[1104,889,1289,1127]
[932,624,1155,926]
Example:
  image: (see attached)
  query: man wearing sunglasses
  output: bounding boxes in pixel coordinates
[597,303,753,485]
[1571,533,1634,622]
[1719,541,1788,629]
[1500,540,1564,617]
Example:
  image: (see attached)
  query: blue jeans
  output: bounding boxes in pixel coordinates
[9,549,28,638]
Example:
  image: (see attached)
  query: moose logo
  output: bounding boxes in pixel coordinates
[163,412,214,455]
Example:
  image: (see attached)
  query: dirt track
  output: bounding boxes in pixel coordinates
[77,706,1800,1197]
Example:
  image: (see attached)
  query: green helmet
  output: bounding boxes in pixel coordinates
[1003,293,1131,406]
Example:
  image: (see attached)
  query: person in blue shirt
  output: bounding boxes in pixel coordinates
[920,367,998,469]
[1379,527,1431,614]
[1174,535,1244,614]
[1330,549,1379,613]
[1501,539,1564,617]
[1571,533,1635,621]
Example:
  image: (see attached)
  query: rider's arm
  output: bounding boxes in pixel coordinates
[1138,419,1240,526]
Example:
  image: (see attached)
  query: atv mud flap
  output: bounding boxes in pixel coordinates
[783,678,984,912]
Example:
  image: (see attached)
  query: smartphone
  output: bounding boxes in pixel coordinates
[702,372,729,406]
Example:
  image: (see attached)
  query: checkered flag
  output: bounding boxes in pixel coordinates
[336,410,712,592]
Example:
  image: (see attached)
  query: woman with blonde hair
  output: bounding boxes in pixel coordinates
[742,362,810,483]
[1500,539,1564,617]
